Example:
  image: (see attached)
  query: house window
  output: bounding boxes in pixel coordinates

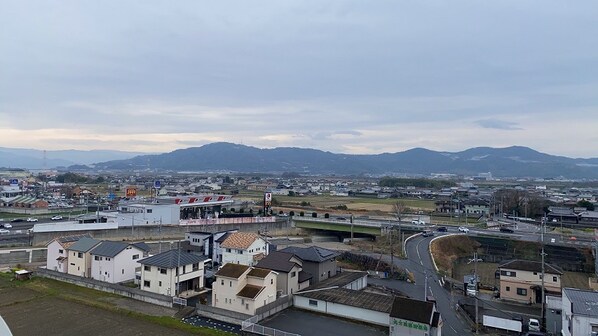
[183,265,186,273]
[241,299,245,305]
[230,281,232,287]
[122,269,124,274]
[78,252,83,258]
[516,288,527,296]
[221,280,224,286]
[59,249,63,254]
[309,300,318,307]
[159,268,167,274]
[500,270,516,277]
[506,286,510,292]
[159,281,162,287]
[144,265,151,271]
[271,279,273,285]
[147,209,152,213]
[106,258,110,261]
[553,276,558,282]
[143,280,150,287]
[246,303,249,310]
[94,256,100,261]
[226,248,231,253]
[291,271,296,278]
[238,250,243,254]
[132,254,139,260]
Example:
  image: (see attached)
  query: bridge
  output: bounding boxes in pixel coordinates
[291,216,424,236]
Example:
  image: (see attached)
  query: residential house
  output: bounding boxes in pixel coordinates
[138,249,209,296]
[562,288,598,336]
[66,237,101,277]
[255,251,310,295]
[498,259,563,304]
[279,246,339,284]
[546,295,563,336]
[185,229,238,265]
[46,234,90,273]
[89,241,150,283]
[389,296,442,336]
[220,232,268,266]
[212,263,277,315]
[464,199,490,216]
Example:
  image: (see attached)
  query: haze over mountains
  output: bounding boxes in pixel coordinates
[2,143,597,179]
[91,143,598,179]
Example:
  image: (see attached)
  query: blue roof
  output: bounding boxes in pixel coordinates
[90,241,130,258]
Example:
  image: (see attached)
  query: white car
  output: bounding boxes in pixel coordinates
[0,229,9,234]
[411,220,426,225]
[3,223,12,229]
[458,226,470,233]
[51,215,63,220]
[26,217,38,222]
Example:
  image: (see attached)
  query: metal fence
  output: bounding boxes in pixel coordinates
[241,315,301,336]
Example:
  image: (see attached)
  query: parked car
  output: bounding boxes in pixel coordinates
[51,215,63,220]
[499,227,514,233]
[528,318,541,332]
[437,226,448,232]
[26,217,38,222]
[458,226,470,233]
[0,229,9,235]
[2,223,12,229]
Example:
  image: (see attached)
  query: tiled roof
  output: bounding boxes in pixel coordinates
[297,288,394,313]
[563,288,598,317]
[255,251,299,273]
[237,284,265,299]
[279,246,339,263]
[221,232,262,250]
[90,241,137,258]
[68,237,101,253]
[215,263,250,279]
[390,296,435,324]
[247,268,272,279]
[499,259,563,275]
[138,249,209,269]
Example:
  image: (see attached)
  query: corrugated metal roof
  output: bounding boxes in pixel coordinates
[563,288,598,317]
[297,288,393,313]
[138,249,209,269]
[68,237,101,252]
[307,271,368,290]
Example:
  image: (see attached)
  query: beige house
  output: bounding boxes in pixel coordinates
[220,232,268,266]
[255,251,311,296]
[498,259,563,304]
[212,263,277,315]
[66,237,101,278]
[138,249,210,297]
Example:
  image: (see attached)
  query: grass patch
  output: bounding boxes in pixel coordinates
[430,235,480,274]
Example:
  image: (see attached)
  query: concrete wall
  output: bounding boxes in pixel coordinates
[36,268,173,307]
[294,295,389,326]
[32,219,291,247]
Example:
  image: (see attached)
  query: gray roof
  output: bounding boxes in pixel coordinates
[138,249,209,269]
[563,288,598,317]
[132,242,151,252]
[279,246,339,263]
[68,237,101,253]
[297,288,394,313]
[90,241,134,258]
[308,271,368,290]
[499,259,563,275]
[255,251,300,273]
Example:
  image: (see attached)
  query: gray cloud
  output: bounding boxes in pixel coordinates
[476,119,523,131]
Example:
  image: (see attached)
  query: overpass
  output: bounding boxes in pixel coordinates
[291,216,425,236]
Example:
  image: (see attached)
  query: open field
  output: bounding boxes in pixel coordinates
[0,272,227,336]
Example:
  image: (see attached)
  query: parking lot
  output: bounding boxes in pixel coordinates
[261,308,387,336]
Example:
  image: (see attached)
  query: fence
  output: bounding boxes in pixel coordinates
[35,268,174,307]
[242,315,301,336]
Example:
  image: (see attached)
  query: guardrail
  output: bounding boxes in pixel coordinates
[292,216,426,230]
[241,315,300,336]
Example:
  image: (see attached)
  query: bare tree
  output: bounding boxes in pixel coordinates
[392,201,406,256]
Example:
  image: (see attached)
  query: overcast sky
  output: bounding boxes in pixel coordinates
[1,1,597,157]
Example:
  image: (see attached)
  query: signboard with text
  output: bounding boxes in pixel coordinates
[125,187,137,197]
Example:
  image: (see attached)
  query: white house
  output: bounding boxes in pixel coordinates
[212,263,277,315]
[46,234,90,273]
[562,288,598,336]
[220,232,268,266]
[89,241,150,283]
[138,249,210,297]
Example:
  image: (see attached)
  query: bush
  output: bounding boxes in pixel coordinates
[300,211,304,216]
[279,210,284,215]
[289,211,295,216]
[300,201,311,206]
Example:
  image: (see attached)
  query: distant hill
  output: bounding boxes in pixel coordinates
[0,148,147,169]
[94,142,598,179]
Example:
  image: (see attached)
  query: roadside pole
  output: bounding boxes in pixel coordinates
[474,251,479,334]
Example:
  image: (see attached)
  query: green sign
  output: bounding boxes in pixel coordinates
[392,318,429,331]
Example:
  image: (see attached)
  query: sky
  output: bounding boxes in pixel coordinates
[1,1,597,158]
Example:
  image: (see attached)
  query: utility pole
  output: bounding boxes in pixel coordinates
[474,251,479,334]
[389,224,394,278]
[541,217,546,330]
[350,215,354,243]
[424,270,428,300]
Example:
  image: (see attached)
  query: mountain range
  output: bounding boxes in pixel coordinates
[90,142,598,179]
[0,147,146,170]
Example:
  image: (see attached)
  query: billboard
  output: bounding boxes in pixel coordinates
[9,179,18,186]
[154,180,161,189]
[125,187,137,197]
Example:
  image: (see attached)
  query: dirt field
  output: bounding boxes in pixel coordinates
[0,273,226,336]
